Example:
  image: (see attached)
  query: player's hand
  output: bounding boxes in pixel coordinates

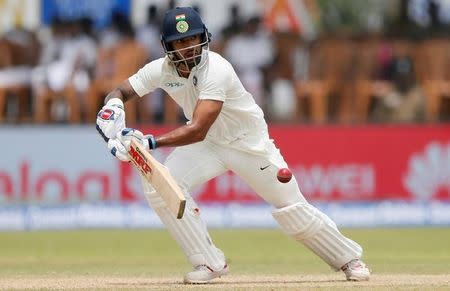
[96,98,126,141]
[119,128,157,151]
[107,138,130,162]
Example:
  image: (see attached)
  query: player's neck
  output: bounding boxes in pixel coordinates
[176,65,191,78]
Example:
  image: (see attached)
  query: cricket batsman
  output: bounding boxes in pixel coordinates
[96,7,370,284]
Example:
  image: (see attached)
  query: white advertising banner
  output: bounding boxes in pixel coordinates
[1,126,450,230]
[1,126,125,203]
[1,126,179,205]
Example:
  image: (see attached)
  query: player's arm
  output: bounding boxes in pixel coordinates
[104,80,139,104]
[155,99,223,147]
[96,80,140,140]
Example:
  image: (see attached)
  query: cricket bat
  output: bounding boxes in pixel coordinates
[128,138,186,219]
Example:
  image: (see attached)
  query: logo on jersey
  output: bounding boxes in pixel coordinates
[193,76,198,86]
[176,20,189,33]
[165,82,184,88]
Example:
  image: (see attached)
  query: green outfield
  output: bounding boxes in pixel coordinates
[0,228,449,290]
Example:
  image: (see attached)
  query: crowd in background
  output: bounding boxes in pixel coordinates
[0,0,449,125]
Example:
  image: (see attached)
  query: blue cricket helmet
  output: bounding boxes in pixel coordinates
[161,7,210,45]
[160,7,211,71]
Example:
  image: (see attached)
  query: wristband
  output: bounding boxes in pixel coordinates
[147,135,157,150]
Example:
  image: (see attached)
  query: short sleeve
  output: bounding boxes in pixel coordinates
[128,58,163,97]
[198,61,231,102]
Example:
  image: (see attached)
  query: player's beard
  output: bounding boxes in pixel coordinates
[177,55,201,73]
[172,45,203,74]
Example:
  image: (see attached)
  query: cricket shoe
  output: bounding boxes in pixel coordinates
[341,259,370,281]
[183,264,229,284]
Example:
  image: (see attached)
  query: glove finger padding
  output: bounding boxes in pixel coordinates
[118,128,145,150]
[118,128,157,151]
[96,98,126,139]
[107,138,130,162]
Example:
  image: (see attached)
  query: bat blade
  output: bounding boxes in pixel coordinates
[128,139,186,219]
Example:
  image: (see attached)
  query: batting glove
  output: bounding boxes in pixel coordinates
[119,128,157,151]
[96,98,126,141]
[107,138,130,162]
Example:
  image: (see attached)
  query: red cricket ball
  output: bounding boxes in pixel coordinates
[277,168,292,183]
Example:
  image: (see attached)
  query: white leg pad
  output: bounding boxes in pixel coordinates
[272,202,362,270]
[141,178,225,271]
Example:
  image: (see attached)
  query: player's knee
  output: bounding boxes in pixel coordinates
[264,176,307,209]
[272,202,324,240]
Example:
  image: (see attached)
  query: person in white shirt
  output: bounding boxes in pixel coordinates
[224,16,274,108]
[96,7,370,284]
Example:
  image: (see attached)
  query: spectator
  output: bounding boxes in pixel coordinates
[0,25,39,122]
[98,12,125,49]
[371,48,425,123]
[32,18,97,123]
[224,16,274,108]
[221,4,244,40]
[136,5,163,60]
[136,5,165,123]
[265,33,305,122]
[387,0,426,39]
[86,17,146,124]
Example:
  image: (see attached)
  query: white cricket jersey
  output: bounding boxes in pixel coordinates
[129,50,271,153]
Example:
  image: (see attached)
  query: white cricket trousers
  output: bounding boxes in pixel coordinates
[142,139,363,272]
[165,140,306,208]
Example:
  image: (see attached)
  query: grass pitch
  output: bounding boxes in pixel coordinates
[0,228,449,290]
